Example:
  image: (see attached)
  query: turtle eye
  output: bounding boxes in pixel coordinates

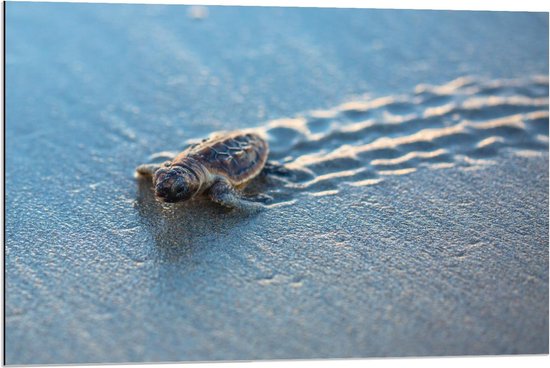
[153,167,168,182]
[163,161,171,167]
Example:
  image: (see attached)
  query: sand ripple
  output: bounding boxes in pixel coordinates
[251,76,549,202]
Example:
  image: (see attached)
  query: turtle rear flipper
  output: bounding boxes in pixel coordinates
[261,161,291,177]
[209,179,266,211]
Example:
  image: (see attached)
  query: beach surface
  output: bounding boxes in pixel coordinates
[5,3,549,364]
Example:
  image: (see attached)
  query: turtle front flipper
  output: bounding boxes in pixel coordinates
[136,163,162,177]
[136,159,174,177]
[208,178,267,211]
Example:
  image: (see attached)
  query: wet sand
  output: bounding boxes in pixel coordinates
[5,3,549,364]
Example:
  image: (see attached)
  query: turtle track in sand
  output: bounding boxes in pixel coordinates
[255,75,549,205]
[147,76,549,206]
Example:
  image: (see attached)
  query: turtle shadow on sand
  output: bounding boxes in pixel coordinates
[134,177,263,263]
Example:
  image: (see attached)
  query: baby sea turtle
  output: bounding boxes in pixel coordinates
[136,131,284,210]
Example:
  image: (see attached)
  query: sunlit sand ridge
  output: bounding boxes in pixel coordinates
[251,76,548,201]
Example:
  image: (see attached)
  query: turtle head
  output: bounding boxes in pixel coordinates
[153,165,199,203]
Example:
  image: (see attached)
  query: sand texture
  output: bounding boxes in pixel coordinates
[5,3,549,364]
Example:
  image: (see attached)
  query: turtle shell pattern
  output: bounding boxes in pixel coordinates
[175,131,269,185]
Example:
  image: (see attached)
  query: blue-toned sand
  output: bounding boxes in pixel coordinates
[5,3,549,364]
